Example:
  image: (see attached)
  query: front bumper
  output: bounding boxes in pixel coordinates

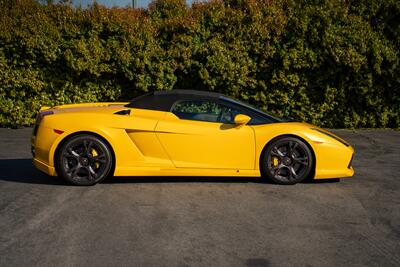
[314,142,355,179]
[315,166,354,179]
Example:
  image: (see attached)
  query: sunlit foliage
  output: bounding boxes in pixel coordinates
[0,0,399,127]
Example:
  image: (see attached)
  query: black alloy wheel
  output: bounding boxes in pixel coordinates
[57,134,113,185]
[261,137,313,185]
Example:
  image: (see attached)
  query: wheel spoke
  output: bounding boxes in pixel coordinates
[93,154,106,163]
[87,142,93,155]
[271,163,284,177]
[83,140,93,155]
[292,142,298,155]
[68,164,80,178]
[294,157,308,165]
[87,166,97,180]
[65,147,80,158]
[271,146,285,158]
[288,141,298,155]
[289,166,298,179]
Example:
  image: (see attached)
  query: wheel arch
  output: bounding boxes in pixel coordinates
[259,134,316,180]
[53,131,116,177]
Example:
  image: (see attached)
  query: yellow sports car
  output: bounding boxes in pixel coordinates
[31,90,354,185]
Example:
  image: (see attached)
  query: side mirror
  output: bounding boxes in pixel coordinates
[234,114,251,125]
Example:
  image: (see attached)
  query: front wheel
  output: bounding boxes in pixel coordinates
[56,134,113,186]
[260,137,313,185]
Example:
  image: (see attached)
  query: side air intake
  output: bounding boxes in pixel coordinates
[114,109,131,115]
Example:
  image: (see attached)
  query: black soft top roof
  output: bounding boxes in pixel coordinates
[155,89,221,98]
[125,89,283,123]
[125,90,222,111]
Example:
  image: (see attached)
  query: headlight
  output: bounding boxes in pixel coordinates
[311,128,350,147]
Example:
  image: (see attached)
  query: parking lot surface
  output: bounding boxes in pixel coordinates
[0,128,399,267]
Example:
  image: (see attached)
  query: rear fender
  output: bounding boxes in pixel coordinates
[48,128,117,168]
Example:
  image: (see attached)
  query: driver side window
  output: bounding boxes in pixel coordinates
[219,106,242,124]
[171,100,246,124]
[171,100,222,123]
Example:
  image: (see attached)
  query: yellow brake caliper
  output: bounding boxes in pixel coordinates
[91,149,100,169]
[272,156,279,167]
[272,156,279,174]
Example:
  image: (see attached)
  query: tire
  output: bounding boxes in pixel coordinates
[260,136,313,185]
[56,134,113,186]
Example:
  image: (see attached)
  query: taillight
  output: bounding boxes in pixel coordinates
[33,110,54,136]
[39,110,54,119]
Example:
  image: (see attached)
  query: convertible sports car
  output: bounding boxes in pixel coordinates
[31,90,354,185]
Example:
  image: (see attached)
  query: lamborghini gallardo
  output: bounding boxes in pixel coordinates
[32,90,354,185]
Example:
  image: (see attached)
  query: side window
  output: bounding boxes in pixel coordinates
[219,104,271,125]
[171,99,270,125]
[219,106,242,124]
[171,100,223,123]
[220,102,275,125]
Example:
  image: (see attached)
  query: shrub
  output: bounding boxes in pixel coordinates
[0,0,399,128]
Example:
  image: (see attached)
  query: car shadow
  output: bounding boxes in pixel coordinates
[0,158,340,185]
[104,176,264,184]
[0,158,265,185]
[0,158,64,185]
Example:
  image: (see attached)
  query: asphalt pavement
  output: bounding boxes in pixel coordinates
[0,128,399,267]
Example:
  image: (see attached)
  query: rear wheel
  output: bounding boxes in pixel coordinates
[261,137,313,185]
[56,134,113,186]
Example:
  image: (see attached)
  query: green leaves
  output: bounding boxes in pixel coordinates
[0,0,398,128]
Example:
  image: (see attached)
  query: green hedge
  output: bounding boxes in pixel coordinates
[0,0,399,128]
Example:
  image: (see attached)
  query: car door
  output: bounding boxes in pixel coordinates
[155,99,255,169]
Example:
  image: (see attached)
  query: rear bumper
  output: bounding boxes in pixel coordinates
[31,124,61,177]
[33,158,56,176]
